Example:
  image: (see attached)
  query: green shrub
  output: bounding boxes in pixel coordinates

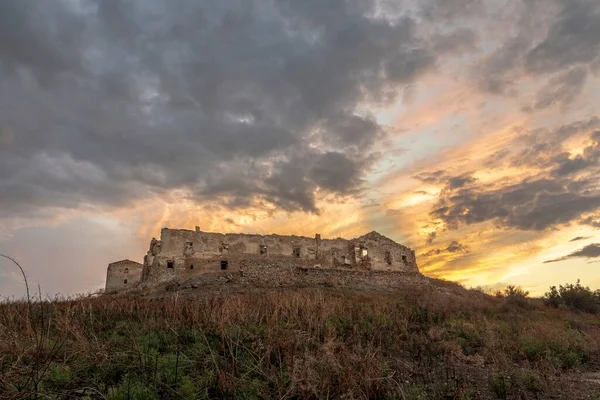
[489,371,512,399]
[544,286,562,308]
[517,369,545,394]
[45,363,71,390]
[520,337,546,362]
[561,350,584,369]
[178,376,200,400]
[405,387,427,400]
[448,320,483,356]
[495,285,529,307]
[543,280,600,314]
[108,378,160,400]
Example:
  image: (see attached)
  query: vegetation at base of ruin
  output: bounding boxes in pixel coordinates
[0,281,599,399]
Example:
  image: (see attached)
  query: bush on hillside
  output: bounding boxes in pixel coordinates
[543,280,600,314]
[495,285,530,307]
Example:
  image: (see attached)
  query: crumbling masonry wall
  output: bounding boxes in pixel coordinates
[238,260,423,289]
[105,260,143,292]
[141,227,418,285]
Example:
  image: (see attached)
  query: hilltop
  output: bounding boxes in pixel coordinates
[1,277,599,399]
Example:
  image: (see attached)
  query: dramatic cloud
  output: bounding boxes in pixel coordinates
[413,170,446,184]
[523,66,588,112]
[2,0,598,223]
[425,231,437,245]
[570,236,592,242]
[544,243,600,263]
[0,0,442,220]
[525,0,600,74]
[422,240,470,257]
[430,175,600,231]
[473,0,600,96]
[429,122,600,232]
[580,214,600,228]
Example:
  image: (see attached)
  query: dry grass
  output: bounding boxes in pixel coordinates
[0,284,599,399]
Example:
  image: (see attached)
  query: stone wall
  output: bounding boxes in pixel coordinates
[141,227,419,285]
[154,260,425,294]
[106,260,143,292]
[238,260,423,289]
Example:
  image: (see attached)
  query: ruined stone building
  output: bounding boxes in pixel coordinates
[105,259,143,292]
[105,227,418,291]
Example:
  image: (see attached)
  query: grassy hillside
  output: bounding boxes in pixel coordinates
[0,282,599,399]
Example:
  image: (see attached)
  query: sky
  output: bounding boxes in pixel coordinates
[1,0,600,298]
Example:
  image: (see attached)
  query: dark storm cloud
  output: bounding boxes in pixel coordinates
[580,214,600,228]
[421,240,470,257]
[543,243,600,263]
[525,0,600,74]
[0,1,85,79]
[431,28,478,55]
[419,0,484,22]
[309,152,363,193]
[0,0,443,218]
[570,236,591,242]
[447,173,477,189]
[507,118,600,170]
[523,66,588,112]
[551,130,600,177]
[431,179,600,230]
[428,121,600,232]
[2,0,599,222]
[484,149,510,168]
[413,170,447,184]
[426,231,437,245]
[472,0,599,104]
[431,176,600,231]
[475,36,531,94]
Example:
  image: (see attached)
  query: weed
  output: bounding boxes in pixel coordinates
[108,378,160,400]
[45,363,71,390]
[517,368,545,394]
[489,371,512,399]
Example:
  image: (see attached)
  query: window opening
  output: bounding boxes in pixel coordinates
[221,260,228,270]
[401,255,407,263]
[385,251,392,265]
[190,264,194,270]
[124,268,129,273]
[259,245,267,255]
[293,247,301,258]
[167,261,174,269]
[221,244,229,254]
[124,279,128,284]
